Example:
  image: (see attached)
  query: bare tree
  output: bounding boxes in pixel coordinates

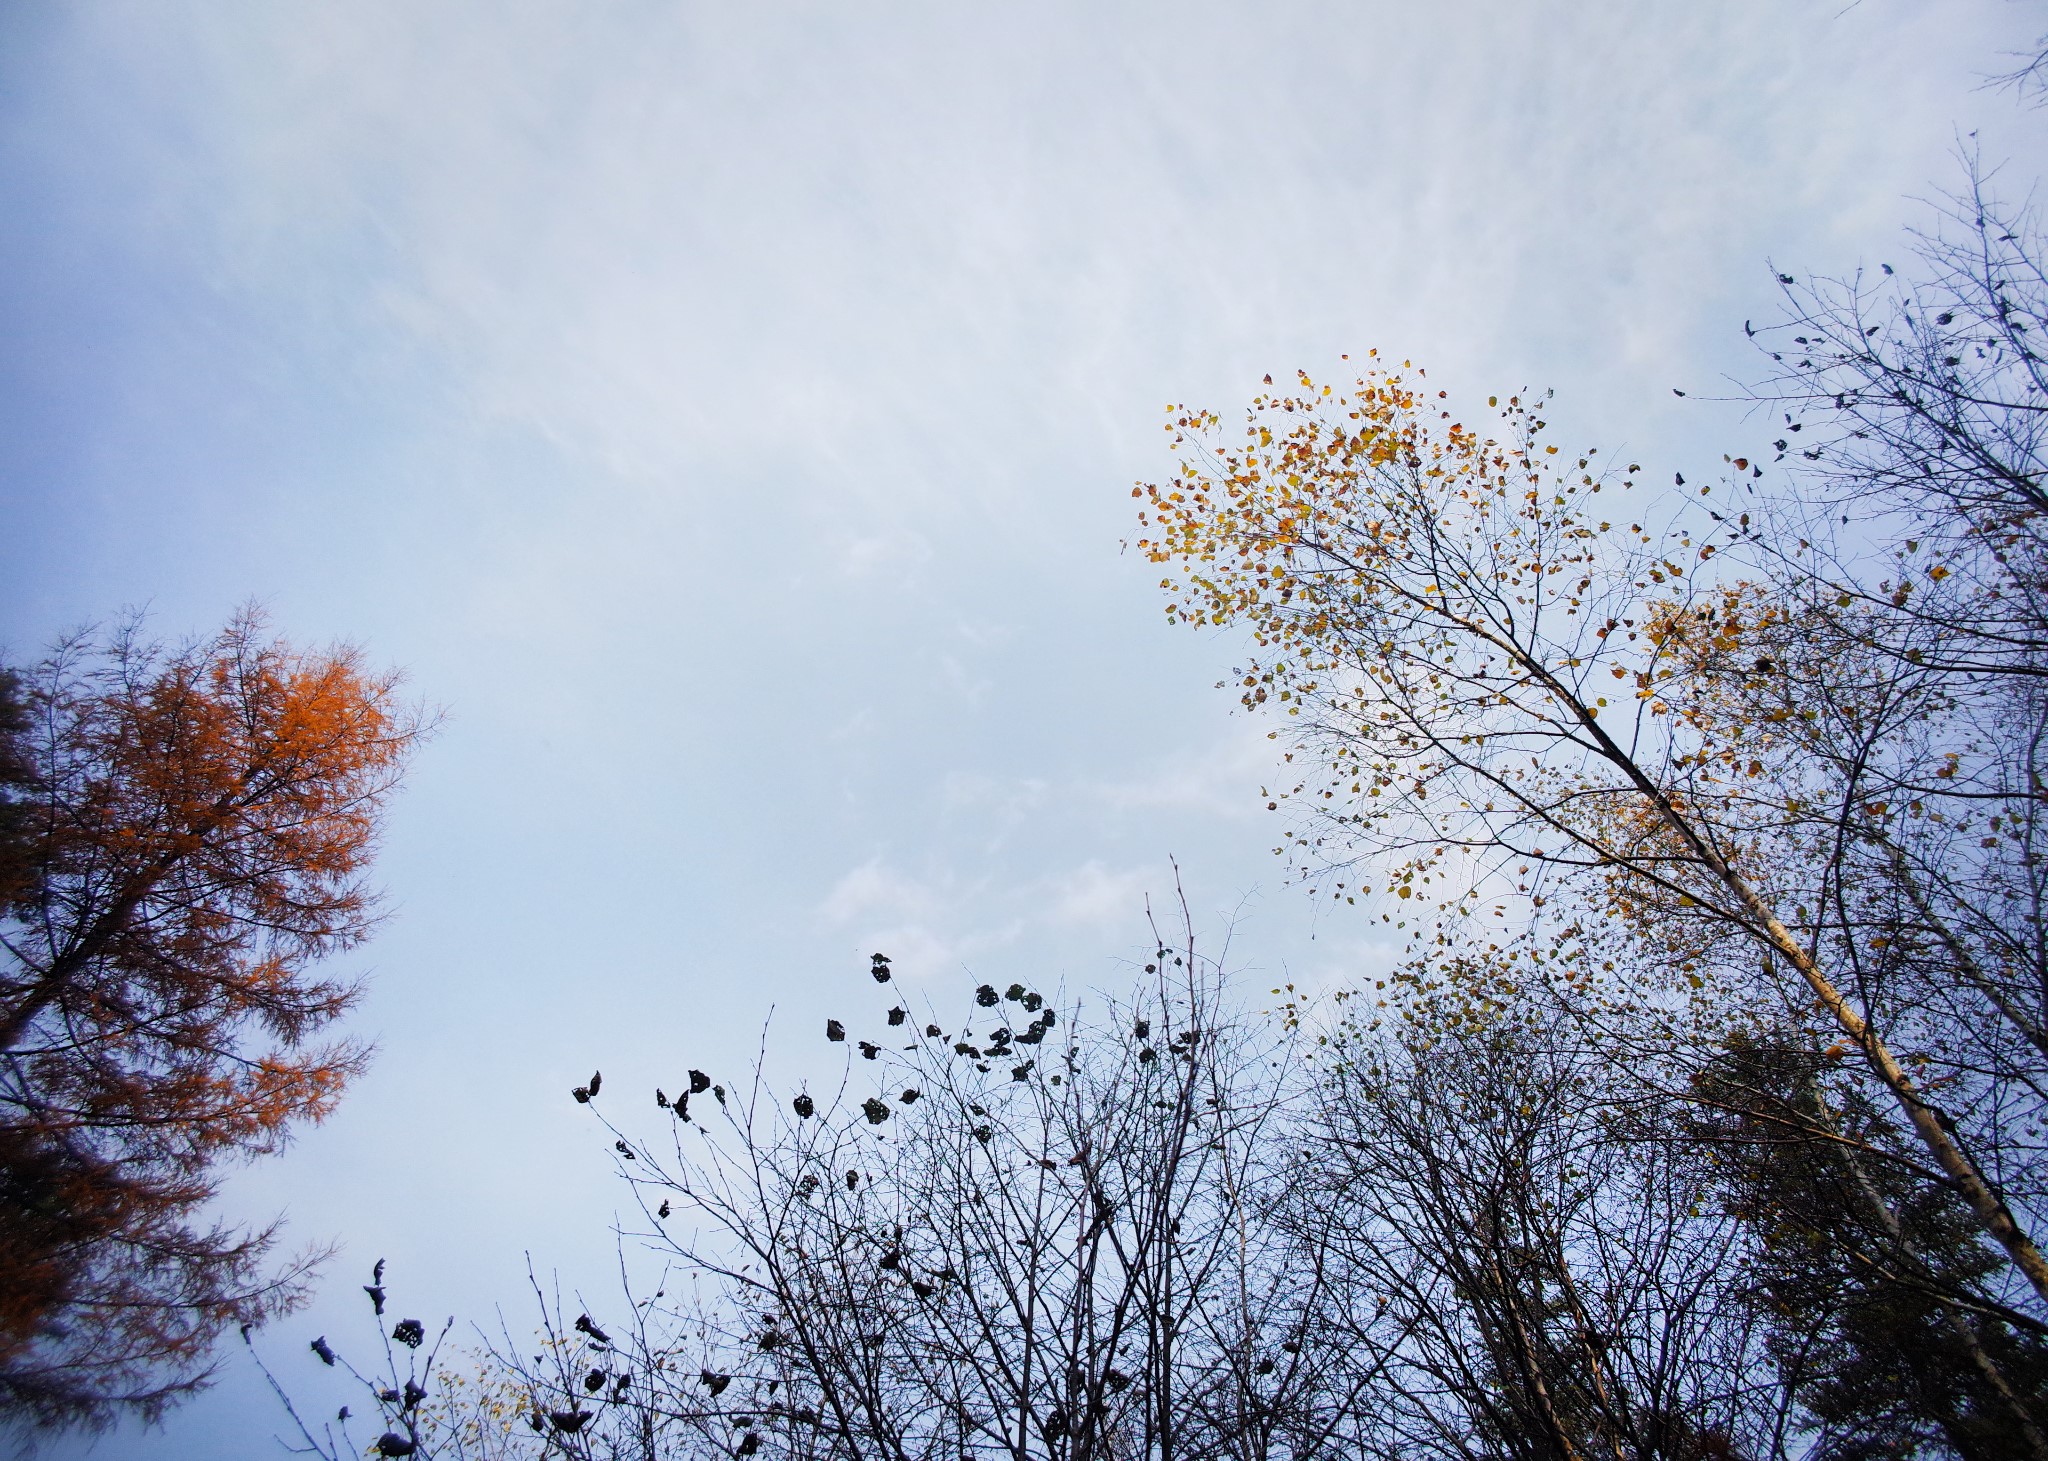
[1278,967,1792,1461]
[535,919,1356,1461]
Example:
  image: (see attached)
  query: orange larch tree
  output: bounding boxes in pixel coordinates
[0,609,429,1431]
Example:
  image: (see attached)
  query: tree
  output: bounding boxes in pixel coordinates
[578,936,1352,1461]
[1132,329,2048,1447]
[267,941,1822,1461]
[0,670,36,917]
[266,930,1379,1461]
[1295,970,1790,1460]
[0,609,429,1431]
[1688,1033,2048,1459]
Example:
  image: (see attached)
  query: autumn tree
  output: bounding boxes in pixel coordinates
[1133,324,2048,1448]
[0,609,429,1431]
[0,671,34,913]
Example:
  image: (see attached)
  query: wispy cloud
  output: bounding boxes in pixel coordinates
[1093,722,1283,821]
[1047,860,1159,928]
[817,853,1168,982]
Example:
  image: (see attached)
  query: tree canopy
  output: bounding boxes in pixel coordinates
[0,610,429,1430]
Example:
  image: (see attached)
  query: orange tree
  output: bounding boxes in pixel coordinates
[1132,356,2048,1344]
[0,610,429,1430]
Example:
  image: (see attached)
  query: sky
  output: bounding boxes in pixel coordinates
[5,2,2047,1455]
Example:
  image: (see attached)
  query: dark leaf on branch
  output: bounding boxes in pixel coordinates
[391,1319,424,1349]
[689,1070,711,1094]
[793,1093,815,1119]
[310,1336,336,1366]
[375,1434,416,1457]
[826,1020,845,1042]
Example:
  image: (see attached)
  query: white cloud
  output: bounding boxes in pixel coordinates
[840,529,933,580]
[814,852,1164,984]
[63,0,2048,535]
[1048,860,1158,929]
[1095,721,1284,820]
[819,858,942,925]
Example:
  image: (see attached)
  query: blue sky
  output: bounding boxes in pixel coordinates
[6,3,2047,1455]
